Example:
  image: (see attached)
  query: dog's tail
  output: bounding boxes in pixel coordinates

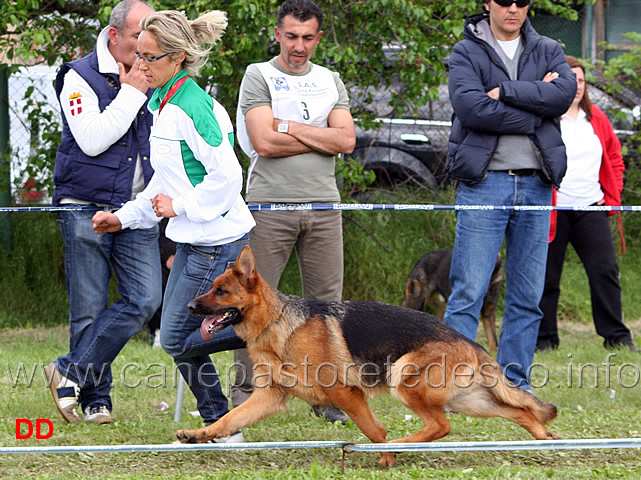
[492,379,557,425]
[479,352,557,425]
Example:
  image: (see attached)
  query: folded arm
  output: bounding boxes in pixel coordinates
[246,105,355,158]
[448,45,540,135]
[448,41,576,134]
[500,46,577,118]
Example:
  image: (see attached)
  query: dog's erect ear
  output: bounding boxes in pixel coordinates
[233,246,257,282]
[406,279,420,298]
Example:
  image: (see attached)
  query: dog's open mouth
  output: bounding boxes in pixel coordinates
[200,309,239,340]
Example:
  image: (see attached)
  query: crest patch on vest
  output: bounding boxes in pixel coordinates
[69,92,83,116]
[269,77,290,92]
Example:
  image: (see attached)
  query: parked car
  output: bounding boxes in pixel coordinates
[347,76,453,189]
[347,76,639,189]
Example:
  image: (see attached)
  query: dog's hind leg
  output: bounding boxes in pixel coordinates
[323,386,397,467]
[450,389,559,440]
[389,384,451,443]
[484,404,559,440]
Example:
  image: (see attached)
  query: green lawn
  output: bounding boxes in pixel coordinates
[1,321,640,479]
[2,189,641,478]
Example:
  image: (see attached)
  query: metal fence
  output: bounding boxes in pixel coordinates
[531,10,585,59]
[7,65,59,201]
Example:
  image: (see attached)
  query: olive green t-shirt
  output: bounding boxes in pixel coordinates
[237,57,350,203]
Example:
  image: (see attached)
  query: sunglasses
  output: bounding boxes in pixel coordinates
[493,0,530,7]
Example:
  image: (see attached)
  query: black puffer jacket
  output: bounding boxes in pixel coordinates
[446,14,577,187]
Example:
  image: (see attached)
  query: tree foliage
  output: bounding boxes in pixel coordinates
[597,32,641,240]
[2,0,578,196]
[0,1,105,67]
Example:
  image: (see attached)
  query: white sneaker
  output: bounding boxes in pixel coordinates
[211,430,244,443]
[44,362,81,424]
[84,404,113,424]
[152,329,161,348]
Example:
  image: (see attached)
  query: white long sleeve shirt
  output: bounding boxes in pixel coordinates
[557,109,604,207]
[115,72,254,246]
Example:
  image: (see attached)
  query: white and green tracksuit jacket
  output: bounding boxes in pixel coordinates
[116,70,254,245]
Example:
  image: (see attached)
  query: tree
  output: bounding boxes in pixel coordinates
[0,1,105,67]
[1,0,578,197]
[598,32,641,241]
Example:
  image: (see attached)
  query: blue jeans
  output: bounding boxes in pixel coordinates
[160,236,248,425]
[56,208,162,410]
[443,172,552,390]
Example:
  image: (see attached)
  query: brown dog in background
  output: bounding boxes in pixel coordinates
[403,248,503,353]
[176,246,558,467]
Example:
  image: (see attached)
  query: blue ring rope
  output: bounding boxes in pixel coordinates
[2,203,641,213]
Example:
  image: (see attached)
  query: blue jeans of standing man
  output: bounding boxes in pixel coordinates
[443,172,552,391]
[56,208,162,411]
[160,237,248,425]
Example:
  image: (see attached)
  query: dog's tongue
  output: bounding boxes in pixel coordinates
[200,316,219,341]
[200,311,235,340]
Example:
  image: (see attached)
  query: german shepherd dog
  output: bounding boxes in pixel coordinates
[402,249,503,354]
[177,246,558,466]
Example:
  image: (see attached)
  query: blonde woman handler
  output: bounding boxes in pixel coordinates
[93,10,255,441]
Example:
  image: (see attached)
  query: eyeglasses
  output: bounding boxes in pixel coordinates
[134,52,170,63]
[493,0,530,7]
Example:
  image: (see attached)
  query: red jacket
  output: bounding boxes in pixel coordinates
[549,105,626,251]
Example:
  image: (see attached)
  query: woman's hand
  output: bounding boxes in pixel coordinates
[151,193,176,218]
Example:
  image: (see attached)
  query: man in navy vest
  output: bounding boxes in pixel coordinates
[45,0,161,425]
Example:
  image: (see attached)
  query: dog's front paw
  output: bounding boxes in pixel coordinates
[176,429,198,444]
[378,452,397,467]
[547,431,561,440]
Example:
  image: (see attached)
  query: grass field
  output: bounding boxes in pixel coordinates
[1,320,640,479]
[1,185,641,478]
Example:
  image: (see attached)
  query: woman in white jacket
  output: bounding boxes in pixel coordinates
[93,10,254,441]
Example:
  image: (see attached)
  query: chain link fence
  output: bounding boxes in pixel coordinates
[7,65,59,202]
[531,10,585,59]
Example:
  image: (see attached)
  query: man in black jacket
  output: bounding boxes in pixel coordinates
[443,0,576,392]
